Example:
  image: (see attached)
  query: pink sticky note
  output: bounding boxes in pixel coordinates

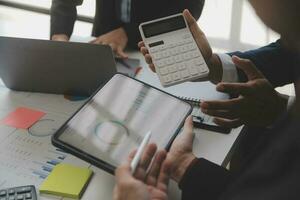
[2,107,46,129]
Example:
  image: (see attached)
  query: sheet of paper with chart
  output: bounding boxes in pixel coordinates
[0,80,87,190]
[57,74,191,168]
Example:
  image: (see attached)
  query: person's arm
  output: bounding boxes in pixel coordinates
[125,0,205,48]
[179,158,231,200]
[229,40,299,87]
[50,0,83,40]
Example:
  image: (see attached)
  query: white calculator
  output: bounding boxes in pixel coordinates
[139,13,209,87]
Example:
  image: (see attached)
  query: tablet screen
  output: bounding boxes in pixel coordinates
[57,74,191,168]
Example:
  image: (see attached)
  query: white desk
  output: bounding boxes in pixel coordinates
[0,52,241,200]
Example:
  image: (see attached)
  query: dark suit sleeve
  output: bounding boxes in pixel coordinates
[124,0,205,48]
[229,40,299,87]
[179,158,231,200]
[50,0,83,38]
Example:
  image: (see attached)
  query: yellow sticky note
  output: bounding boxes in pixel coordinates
[39,163,93,199]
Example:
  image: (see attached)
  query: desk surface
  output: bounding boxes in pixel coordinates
[0,51,241,200]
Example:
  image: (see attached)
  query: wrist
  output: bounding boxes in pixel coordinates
[171,154,196,183]
[207,53,223,84]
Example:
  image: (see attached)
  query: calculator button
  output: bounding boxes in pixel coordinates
[182,34,192,39]
[150,47,159,53]
[194,58,204,66]
[172,72,181,81]
[174,55,181,63]
[156,59,168,68]
[8,196,15,200]
[159,46,166,51]
[189,66,200,76]
[17,194,24,200]
[186,38,193,43]
[191,51,200,58]
[152,53,162,60]
[16,187,31,194]
[199,64,209,73]
[166,58,174,65]
[180,47,186,54]
[178,63,186,71]
[25,193,32,199]
[159,68,169,75]
[187,53,193,60]
[183,53,189,60]
[0,198,6,200]
[161,75,172,83]
[175,47,181,55]
[170,48,177,56]
[8,189,15,195]
[178,41,185,46]
[169,64,178,73]
[0,190,6,196]
[164,51,171,58]
[188,43,197,50]
[181,69,190,78]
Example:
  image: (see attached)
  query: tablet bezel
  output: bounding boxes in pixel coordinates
[52,73,192,174]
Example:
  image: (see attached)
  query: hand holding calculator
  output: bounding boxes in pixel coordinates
[139,13,209,87]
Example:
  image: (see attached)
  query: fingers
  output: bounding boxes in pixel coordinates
[146,150,167,186]
[217,82,254,96]
[201,98,242,112]
[134,143,157,180]
[139,44,156,72]
[149,64,156,72]
[138,41,145,48]
[140,46,149,55]
[232,56,264,80]
[127,149,137,162]
[139,143,157,169]
[116,46,128,59]
[145,54,153,64]
[156,159,171,192]
[213,117,243,128]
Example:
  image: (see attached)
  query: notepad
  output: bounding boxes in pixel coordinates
[39,163,93,199]
[1,107,45,129]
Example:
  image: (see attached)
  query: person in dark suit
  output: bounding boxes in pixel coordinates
[50,0,205,58]
[113,0,300,198]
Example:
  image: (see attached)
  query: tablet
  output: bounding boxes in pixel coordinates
[52,73,192,173]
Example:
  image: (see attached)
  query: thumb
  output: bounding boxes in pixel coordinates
[232,56,264,80]
[181,116,195,145]
[183,9,197,29]
[183,9,205,36]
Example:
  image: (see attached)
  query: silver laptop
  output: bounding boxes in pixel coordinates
[0,36,117,96]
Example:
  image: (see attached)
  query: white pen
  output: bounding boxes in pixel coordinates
[130,131,152,174]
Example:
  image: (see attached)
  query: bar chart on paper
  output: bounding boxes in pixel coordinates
[0,79,87,189]
[0,128,69,187]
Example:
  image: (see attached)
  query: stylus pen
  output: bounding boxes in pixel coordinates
[130,131,152,174]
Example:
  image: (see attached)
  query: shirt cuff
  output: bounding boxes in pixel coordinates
[217,53,239,83]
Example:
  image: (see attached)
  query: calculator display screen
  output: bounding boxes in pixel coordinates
[142,16,186,38]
